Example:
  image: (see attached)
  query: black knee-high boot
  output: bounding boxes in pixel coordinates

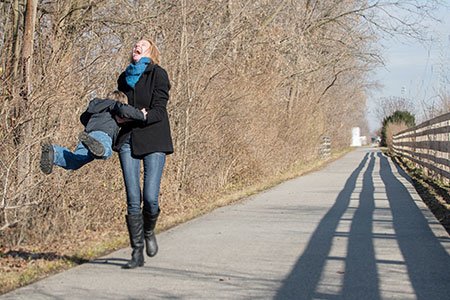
[123,214,145,269]
[143,209,160,257]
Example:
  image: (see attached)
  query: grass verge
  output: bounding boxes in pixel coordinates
[0,233,128,294]
[158,147,352,232]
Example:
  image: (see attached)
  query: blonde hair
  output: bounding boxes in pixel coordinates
[145,38,161,65]
[107,90,128,103]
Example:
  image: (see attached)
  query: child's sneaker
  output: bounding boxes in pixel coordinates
[40,144,54,174]
[79,132,105,157]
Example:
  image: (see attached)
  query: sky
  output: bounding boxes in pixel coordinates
[366,3,450,132]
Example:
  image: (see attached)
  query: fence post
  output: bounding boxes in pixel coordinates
[319,136,331,159]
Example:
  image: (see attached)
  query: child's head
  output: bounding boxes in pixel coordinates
[107,90,127,104]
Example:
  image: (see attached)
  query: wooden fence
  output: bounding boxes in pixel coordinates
[392,112,450,185]
[319,136,331,159]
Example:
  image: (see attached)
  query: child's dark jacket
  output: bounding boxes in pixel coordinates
[80,98,145,142]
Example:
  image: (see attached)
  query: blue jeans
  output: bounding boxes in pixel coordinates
[53,131,113,170]
[119,142,166,215]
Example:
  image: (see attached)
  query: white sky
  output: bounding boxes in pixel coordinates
[366,4,450,132]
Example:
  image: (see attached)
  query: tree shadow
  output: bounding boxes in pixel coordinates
[1,249,89,265]
[1,249,133,269]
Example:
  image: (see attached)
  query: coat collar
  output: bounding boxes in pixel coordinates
[143,63,156,74]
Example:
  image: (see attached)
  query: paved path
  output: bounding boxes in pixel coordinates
[2,148,450,299]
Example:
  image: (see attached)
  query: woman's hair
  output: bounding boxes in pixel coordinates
[146,39,161,65]
[107,90,128,103]
[129,38,161,65]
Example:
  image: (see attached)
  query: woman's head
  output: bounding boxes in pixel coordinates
[131,39,160,64]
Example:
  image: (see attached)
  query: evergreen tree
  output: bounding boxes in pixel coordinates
[380,110,415,146]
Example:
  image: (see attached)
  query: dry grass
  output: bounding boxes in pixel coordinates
[0,230,128,294]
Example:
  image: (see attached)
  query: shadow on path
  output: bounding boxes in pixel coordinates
[379,153,450,300]
[274,152,370,300]
[342,152,379,299]
[275,151,450,300]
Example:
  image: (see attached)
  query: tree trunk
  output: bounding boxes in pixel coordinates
[173,0,191,201]
[12,0,21,80]
[17,0,37,199]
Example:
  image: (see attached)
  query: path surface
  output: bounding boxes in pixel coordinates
[2,148,450,299]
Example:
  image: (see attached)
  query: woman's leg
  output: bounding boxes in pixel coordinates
[142,152,166,257]
[118,142,141,215]
[119,142,144,268]
[142,152,166,215]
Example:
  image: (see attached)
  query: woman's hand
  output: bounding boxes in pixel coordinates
[141,108,148,119]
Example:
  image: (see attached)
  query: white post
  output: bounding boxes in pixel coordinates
[351,127,362,147]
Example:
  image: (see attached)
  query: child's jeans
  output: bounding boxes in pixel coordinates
[53,131,113,170]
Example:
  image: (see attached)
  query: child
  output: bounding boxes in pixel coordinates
[40,90,146,174]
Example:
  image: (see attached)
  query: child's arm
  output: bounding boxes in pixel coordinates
[79,105,92,126]
[114,103,146,122]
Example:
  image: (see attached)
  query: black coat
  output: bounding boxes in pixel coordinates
[80,98,145,143]
[115,63,174,156]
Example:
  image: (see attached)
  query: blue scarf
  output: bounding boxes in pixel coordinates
[125,57,151,88]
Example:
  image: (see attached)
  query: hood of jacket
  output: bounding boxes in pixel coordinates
[86,98,116,114]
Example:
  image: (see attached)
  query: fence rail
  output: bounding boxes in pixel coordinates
[392,112,450,185]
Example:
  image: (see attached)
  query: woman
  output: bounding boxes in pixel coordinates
[115,38,173,269]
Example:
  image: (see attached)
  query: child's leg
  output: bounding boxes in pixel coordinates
[90,131,113,158]
[79,131,113,159]
[40,144,54,174]
[53,142,95,170]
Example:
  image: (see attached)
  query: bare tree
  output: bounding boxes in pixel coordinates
[373,95,416,122]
